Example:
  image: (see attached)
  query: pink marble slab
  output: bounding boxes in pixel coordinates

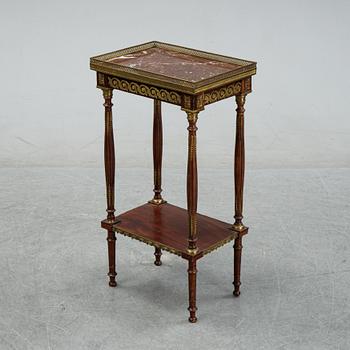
[107,47,241,83]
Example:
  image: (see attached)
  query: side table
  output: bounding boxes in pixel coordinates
[90,41,257,323]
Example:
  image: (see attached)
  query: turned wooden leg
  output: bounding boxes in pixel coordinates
[233,237,242,296]
[233,94,246,230]
[188,258,198,323]
[102,88,117,287]
[183,108,201,323]
[107,230,117,287]
[149,99,166,205]
[154,247,162,266]
[232,93,247,295]
[184,109,200,255]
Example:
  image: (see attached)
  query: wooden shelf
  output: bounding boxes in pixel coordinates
[102,203,243,259]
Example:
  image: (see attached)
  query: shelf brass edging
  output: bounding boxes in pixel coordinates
[201,234,237,257]
[111,225,239,259]
[113,226,183,257]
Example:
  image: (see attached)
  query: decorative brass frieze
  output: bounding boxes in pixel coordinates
[106,76,181,105]
[203,81,242,105]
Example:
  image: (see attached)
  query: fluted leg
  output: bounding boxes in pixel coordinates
[183,108,200,323]
[232,94,247,295]
[102,88,117,287]
[233,237,242,296]
[154,247,162,266]
[188,258,198,323]
[233,94,246,230]
[149,99,166,205]
[185,110,199,255]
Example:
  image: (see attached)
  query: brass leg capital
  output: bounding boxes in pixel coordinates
[231,223,248,233]
[148,198,167,205]
[186,247,198,255]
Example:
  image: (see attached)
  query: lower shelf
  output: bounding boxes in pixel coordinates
[101,202,246,259]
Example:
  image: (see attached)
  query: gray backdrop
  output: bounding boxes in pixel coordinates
[1,0,349,170]
[1,1,350,349]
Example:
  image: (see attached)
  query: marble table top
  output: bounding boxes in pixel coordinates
[90,41,256,94]
[107,47,241,83]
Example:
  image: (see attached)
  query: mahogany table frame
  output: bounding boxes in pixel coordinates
[90,41,257,323]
